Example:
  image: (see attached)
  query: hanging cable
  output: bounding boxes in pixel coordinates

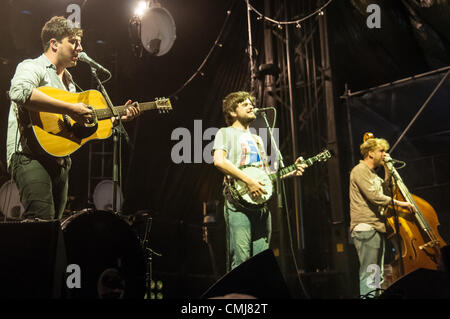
[246,0,333,27]
[168,5,234,99]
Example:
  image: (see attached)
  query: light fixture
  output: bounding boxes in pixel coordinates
[134,1,148,18]
[93,180,123,211]
[148,279,164,299]
[129,0,176,57]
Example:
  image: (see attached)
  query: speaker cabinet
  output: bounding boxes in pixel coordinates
[201,249,291,299]
[0,220,67,298]
[379,268,450,299]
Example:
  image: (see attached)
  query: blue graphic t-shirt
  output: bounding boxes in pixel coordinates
[213,126,267,170]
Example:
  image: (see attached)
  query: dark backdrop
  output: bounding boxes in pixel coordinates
[1,0,450,298]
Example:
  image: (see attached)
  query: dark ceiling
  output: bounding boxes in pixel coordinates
[328,0,450,94]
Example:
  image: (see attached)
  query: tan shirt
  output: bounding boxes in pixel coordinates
[349,161,393,233]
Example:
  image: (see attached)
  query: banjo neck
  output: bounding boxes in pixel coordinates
[226,149,331,210]
[268,150,331,181]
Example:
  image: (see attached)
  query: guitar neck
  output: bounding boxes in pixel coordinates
[94,102,158,120]
[268,154,326,181]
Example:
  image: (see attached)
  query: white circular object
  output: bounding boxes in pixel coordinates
[93,180,123,211]
[140,6,176,56]
[0,180,24,219]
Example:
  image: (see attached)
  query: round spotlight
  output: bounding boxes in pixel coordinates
[93,180,123,211]
[140,5,176,56]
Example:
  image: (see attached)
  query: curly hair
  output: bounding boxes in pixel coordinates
[360,137,389,159]
[41,16,83,51]
[222,91,255,126]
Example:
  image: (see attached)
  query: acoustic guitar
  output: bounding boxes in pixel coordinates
[28,86,172,157]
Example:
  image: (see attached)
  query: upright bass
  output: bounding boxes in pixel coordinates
[364,133,447,282]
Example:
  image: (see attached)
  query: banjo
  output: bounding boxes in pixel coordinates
[225,149,332,210]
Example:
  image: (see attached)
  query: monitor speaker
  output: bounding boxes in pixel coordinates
[379,268,450,299]
[201,249,291,299]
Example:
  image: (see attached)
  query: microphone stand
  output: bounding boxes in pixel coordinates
[259,110,284,208]
[386,174,404,277]
[90,66,130,214]
[259,110,310,299]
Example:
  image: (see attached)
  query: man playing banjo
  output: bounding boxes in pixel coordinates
[213,91,307,271]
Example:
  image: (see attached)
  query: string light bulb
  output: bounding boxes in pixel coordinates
[247,0,333,27]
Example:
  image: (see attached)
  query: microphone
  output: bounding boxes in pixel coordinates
[384,155,406,182]
[253,107,274,115]
[384,154,404,164]
[384,154,406,175]
[78,52,111,75]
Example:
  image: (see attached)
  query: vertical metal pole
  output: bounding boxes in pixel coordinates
[246,0,256,93]
[88,144,92,205]
[344,84,356,166]
[284,2,305,250]
[319,10,343,224]
[262,0,287,273]
[112,131,118,212]
[318,10,351,297]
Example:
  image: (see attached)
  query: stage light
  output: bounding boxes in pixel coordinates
[134,1,148,18]
[129,0,176,57]
[147,279,164,299]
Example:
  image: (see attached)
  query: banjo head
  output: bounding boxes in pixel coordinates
[234,166,273,207]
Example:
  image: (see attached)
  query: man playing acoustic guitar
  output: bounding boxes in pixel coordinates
[213,91,307,271]
[6,16,140,221]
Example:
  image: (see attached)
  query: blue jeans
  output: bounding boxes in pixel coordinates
[224,201,271,271]
[351,229,385,298]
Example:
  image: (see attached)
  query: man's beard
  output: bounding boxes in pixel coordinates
[242,116,255,125]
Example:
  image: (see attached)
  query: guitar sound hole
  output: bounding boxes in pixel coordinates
[71,122,98,139]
